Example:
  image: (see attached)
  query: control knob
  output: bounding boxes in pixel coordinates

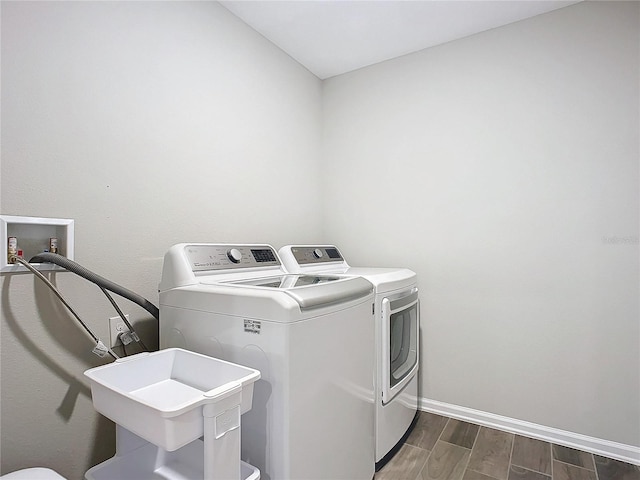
[227,248,242,264]
[313,248,324,259]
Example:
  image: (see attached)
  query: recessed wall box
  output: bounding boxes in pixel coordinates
[1,215,74,273]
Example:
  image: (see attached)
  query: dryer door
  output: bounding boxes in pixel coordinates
[381,289,419,404]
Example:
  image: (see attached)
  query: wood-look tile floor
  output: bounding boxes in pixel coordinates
[375,411,640,480]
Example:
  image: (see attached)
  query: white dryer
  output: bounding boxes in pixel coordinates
[278,245,419,469]
[158,244,375,480]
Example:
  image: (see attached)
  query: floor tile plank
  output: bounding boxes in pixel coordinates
[552,460,597,480]
[552,446,594,471]
[462,470,501,480]
[375,443,429,480]
[419,440,471,480]
[441,420,480,449]
[466,427,514,480]
[508,466,550,480]
[594,455,640,480]
[511,435,551,475]
[406,412,449,451]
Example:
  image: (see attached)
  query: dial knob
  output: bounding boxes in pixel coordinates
[313,248,324,259]
[227,248,242,264]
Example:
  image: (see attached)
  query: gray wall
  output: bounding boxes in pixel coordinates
[1,2,322,477]
[322,1,639,448]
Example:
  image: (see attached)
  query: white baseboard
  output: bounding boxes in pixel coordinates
[419,397,640,466]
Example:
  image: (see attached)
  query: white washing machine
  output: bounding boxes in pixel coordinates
[278,245,419,469]
[158,244,376,480]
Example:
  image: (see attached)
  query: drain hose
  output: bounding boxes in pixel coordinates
[29,252,159,320]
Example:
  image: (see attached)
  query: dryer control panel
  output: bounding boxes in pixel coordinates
[185,244,281,271]
[287,246,344,265]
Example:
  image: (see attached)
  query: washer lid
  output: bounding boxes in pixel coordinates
[220,274,374,310]
[224,274,340,288]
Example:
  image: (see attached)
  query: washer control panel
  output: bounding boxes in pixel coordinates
[185,244,280,271]
[289,246,344,265]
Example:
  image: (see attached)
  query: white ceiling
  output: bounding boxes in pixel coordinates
[220,0,581,79]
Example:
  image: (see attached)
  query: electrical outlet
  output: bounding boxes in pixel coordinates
[109,314,130,348]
